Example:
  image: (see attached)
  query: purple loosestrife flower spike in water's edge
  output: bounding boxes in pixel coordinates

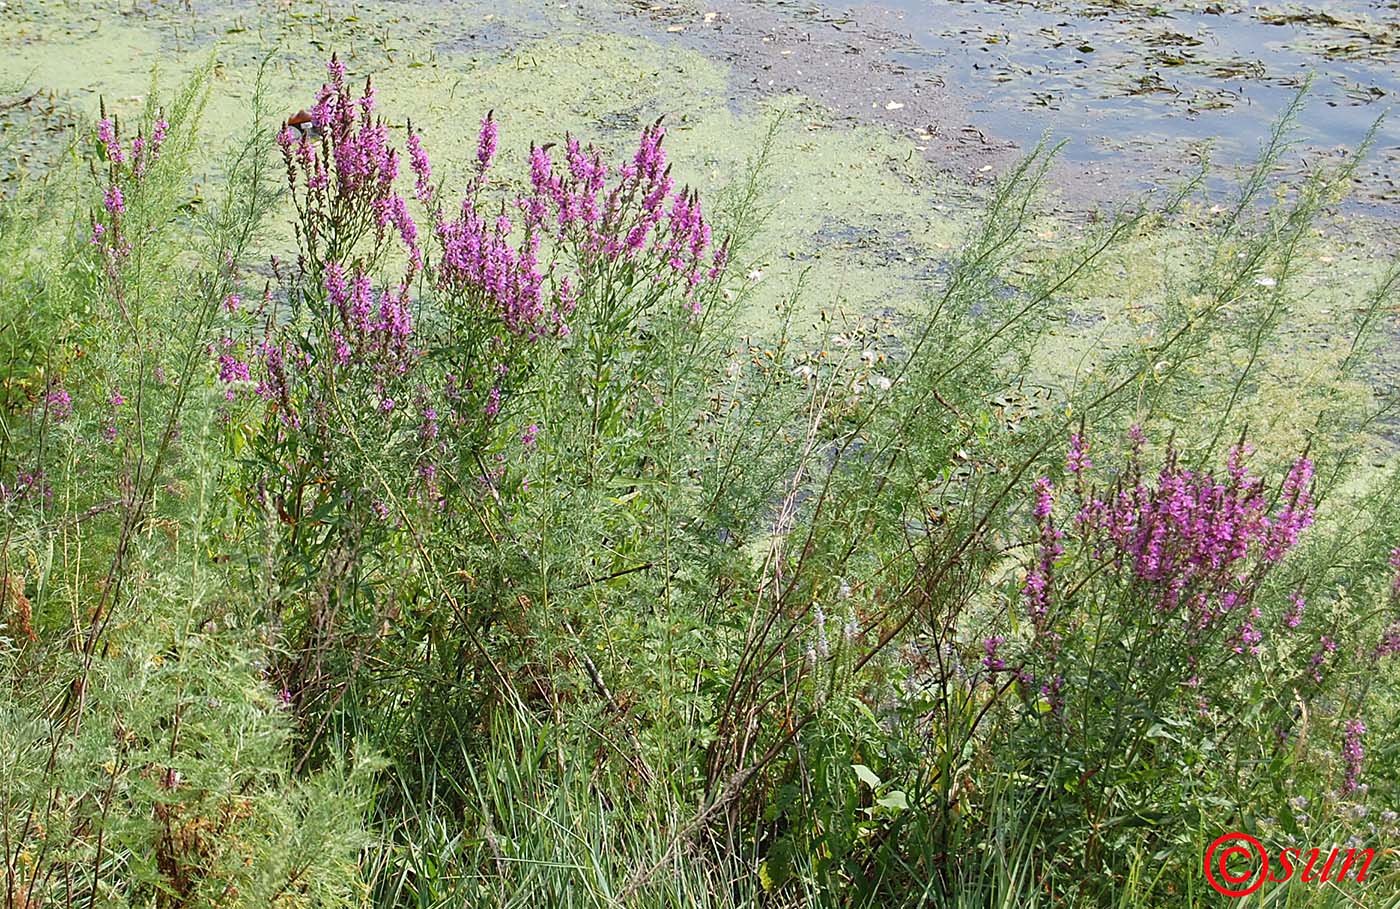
[151,118,168,156]
[1023,477,1062,624]
[1032,477,1055,521]
[131,135,146,176]
[98,117,124,164]
[419,407,440,443]
[246,56,733,587]
[1233,608,1263,656]
[633,119,667,183]
[1073,432,1316,633]
[408,125,433,203]
[477,111,498,173]
[1264,456,1316,562]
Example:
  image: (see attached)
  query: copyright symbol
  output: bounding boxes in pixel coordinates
[1204,832,1269,898]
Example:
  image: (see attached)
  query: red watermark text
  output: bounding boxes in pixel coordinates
[1204,832,1377,898]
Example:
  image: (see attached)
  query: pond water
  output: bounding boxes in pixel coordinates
[760,0,1399,201]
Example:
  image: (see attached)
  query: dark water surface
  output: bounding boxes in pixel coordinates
[738,0,1399,203]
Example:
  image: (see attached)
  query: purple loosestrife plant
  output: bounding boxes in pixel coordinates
[45,384,72,423]
[277,58,414,282]
[514,119,728,307]
[476,112,498,173]
[982,636,1006,672]
[1022,477,1062,626]
[1065,432,1092,476]
[90,107,170,280]
[1069,437,1314,631]
[236,57,730,704]
[419,113,731,490]
[1009,429,1323,727]
[428,116,726,348]
[5,103,182,513]
[981,428,1393,884]
[1284,590,1305,629]
[407,126,433,204]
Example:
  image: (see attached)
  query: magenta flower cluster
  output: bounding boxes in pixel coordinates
[429,116,727,343]
[278,58,421,278]
[1283,590,1305,629]
[243,56,730,524]
[1065,433,1092,476]
[216,337,254,401]
[542,124,728,290]
[982,635,1006,671]
[1022,476,1063,624]
[407,128,432,203]
[45,384,72,423]
[323,262,416,372]
[1341,718,1366,794]
[434,197,574,341]
[90,111,169,263]
[476,112,498,173]
[1071,439,1315,632]
[1009,430,1325,718]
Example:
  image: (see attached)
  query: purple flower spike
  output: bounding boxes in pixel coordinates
[1284,591,1305,629]
[46,385,73,422]
[982,636,1007,671]
[477,112,498,172]
[1342,719,1366,794]
[408,129,433,202]
[1066,433,1092,475]
[98,117,125,164]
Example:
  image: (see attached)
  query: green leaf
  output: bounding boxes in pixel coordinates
[876,790,909,811]
[853,764,881,789]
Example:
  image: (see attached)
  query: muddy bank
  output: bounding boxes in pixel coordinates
[599,0,1111,208]
[4,0,1394,225]
[586,0,1398,220]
